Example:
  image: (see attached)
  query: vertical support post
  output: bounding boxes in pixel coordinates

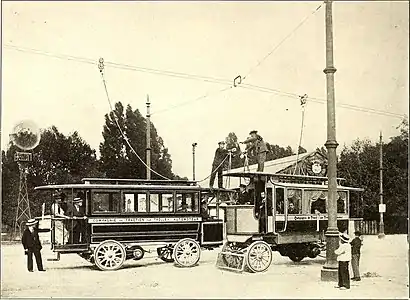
[192,143,197,181]
[321,0,339,281]
[146,95,151,180]
[378,131,385,238]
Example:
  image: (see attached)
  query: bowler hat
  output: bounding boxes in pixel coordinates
[26,218,38,227]
[354,231,361,236]
[218,141,225,145]
[340,233,350,243]
[249,130,257,135]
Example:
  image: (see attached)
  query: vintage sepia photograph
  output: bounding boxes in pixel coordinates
[1,0,408,298]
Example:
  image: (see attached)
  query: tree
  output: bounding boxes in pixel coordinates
[99,101,176,179]
[2,126,101,227]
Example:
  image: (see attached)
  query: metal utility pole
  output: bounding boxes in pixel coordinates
[146,95,151,180]
[321,0,339,282]
[378,131,385,238]
[192,143,197,180]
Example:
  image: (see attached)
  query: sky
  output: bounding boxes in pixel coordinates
[1,1,408,181]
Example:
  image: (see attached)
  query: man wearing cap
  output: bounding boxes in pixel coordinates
[241,130,268,172]
[209,141,228,189]
[350,231,363,281]
[237,184,251,204]
[21,219,46,272]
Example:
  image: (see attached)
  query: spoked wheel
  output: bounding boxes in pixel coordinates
[173,238,201,267]
[246,241,272,273]
[157,245,175,262]
[94,240,126,271]
[222,242,246,270]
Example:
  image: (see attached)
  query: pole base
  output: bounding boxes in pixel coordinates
[321,267,338,281]
[378,233,385,239]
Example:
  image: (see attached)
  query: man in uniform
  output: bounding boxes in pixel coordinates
[209,141,228,189]
[21,219,46,272]
[241,130,268,172]
[237,184,251,204]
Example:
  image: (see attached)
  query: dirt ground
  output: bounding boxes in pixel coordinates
[1,234,408,299]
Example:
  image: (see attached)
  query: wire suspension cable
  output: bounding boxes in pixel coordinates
[242,1,324,81]
[4,43,407,119]
[98,58,172,180]
[293,94,308,175]
[197,154,230,183]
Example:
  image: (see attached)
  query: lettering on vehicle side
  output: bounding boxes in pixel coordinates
[276,215,348,221]
[88,217,202,223]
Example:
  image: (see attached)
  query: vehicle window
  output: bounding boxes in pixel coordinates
[150,193,160,212]
[287,189,302,214]
[176,192,199,212]
[137,194,147,212]
[275,188,284,214]
[123,193,135,212]
[92,191,120,213]
[161,193,174,212]
[337,191,347,213]
[307,190,327,214]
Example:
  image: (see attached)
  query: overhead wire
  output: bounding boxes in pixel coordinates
[241,1,325,81]
[98,58,172,180]
[4,43,407,119]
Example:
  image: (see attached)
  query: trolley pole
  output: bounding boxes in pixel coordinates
[321,0,339,282]
[146,95,151,180]
[192,143,197,181]
[378,131,385,238]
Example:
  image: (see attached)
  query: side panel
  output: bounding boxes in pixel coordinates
[201,221,223,245]
[90,222,200,244]
[225,206,258,235]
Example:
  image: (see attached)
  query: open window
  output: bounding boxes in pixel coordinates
[337,191,348,213]
[287,189,302,214]
[92,191,121,213]
[275,187,285,214]
[307,190,327,214]
[176,192,199,213]
[149,192,174,212]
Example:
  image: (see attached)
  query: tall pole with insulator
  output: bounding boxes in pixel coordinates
[192,143,197,181]
[378,131,385,238]
[146,95,151,180]
[321,0,339,281]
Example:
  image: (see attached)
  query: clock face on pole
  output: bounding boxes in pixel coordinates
[312,162,322,174]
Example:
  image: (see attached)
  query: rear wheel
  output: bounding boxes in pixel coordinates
[173,238,201,267]
[246,241,272,273]
[157,245,174,262]
[288,254,304,262]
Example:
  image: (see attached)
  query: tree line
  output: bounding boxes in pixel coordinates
[1,100,408,229]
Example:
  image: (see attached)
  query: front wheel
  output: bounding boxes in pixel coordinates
[173,238,201,267]
[246,241,272,273]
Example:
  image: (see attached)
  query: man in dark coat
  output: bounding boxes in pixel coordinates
[21,219,45,272]
[65,197,85,244]
[209,141,228,189]
[237,184,252,204]
[242,130,268,172]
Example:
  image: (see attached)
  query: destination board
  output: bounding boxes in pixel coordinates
[275,215,348,221]
[88,216,202,224]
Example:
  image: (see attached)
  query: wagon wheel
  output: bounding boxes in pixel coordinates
[222,242,246,269]
[94,240,126,271]
[245,241,272,273]
[157,245,175,262]
[173,238,201,267]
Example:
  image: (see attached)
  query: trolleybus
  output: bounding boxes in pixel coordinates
[34,178,231,271]
[216,172,363,273]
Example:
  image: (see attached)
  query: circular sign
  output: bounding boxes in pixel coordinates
[312,162,322,174]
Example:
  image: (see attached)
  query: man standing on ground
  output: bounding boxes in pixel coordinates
[21,219,46,272]
[241,130,268,172]
[209,141,228,189]
[351,231,363,281]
